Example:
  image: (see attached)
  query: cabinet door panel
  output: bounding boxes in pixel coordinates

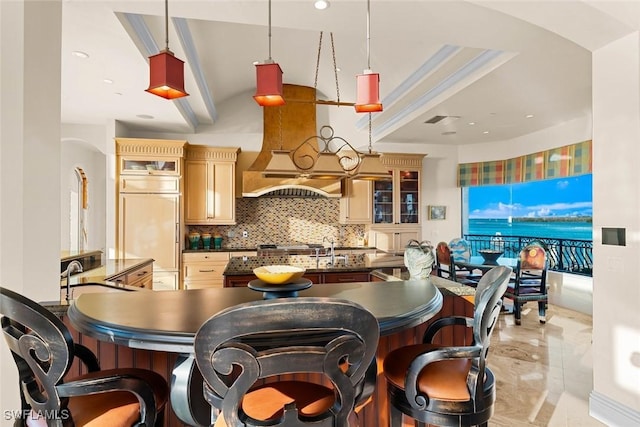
[212,162,235,223]
[119,193,179,270]
[184,160,208,223]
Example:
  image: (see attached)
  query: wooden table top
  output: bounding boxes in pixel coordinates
[68,278,446,353]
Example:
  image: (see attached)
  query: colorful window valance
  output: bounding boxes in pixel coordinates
[457,140,592,187]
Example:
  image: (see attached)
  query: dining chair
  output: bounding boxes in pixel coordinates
[194,297,379,427]
[382,266,512,427]
[448,238,472,263]
[504,243,549,325]
[435,241,480,286]
[0,287,168,427]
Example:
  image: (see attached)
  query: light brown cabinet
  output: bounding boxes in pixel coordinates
[109,261,153,289]
[339,179,373,224]
[368,154,425,253]
[372,154,424,226]
[184,146,240,225]
[116,138,186,290]
[182,252,230,289]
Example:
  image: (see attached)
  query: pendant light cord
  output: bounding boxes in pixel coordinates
[268,0,272,60]
[164,0,169,51]
[366,0,371,70]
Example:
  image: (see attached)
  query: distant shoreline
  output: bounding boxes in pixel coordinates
[471,217,592,223]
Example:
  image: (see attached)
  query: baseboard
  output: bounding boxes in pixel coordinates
[590,390,640,426]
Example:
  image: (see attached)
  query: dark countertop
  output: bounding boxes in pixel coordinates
[68,278,444,352]
[61,249,103,262]
[223,255,386,276]
[183,246,377,254]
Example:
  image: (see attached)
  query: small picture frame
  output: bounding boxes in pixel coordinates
[428,205,446,220]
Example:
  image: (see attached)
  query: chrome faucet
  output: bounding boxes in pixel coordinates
[62,260,83,302]
[323,236,336,267]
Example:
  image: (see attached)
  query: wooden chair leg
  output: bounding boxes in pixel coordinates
[389,403,403,427]
[538,301,546,324]
[514,301,522,325]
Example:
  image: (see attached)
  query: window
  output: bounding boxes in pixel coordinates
[463,174,592,241]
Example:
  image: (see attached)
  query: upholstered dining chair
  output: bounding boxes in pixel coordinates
[448,238,472,263]
[383,266,512,427]
[0,287,168,427]
[504,243,549,325]
[194,297,379,427]
[434,241,479,286]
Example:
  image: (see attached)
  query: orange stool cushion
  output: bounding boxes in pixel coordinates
[66,368,168,427]
[384,344,472,402]
[214,381,335,426]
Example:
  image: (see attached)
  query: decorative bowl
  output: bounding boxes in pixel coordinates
[253,265,306,285]
[478,249,504,264]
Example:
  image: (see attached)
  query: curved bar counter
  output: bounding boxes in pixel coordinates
[67,278,462,426]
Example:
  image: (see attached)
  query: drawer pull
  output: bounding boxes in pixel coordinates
[199,269,216,273]
[137,271,148,277]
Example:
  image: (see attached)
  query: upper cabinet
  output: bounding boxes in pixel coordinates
[339,179,373,224]
[117,138,185,194]
[184,146,240,225]
[372,154,425,226]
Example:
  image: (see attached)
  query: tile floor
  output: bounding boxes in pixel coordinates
[488,276,604,426]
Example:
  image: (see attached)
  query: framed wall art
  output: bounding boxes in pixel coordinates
[428,205,446,220]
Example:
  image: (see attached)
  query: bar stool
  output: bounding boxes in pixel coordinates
[0,287,168,427]
[382,266,512,427]
[194,297,379,427]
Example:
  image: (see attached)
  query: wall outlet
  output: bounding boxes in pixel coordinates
[242,230,248,238]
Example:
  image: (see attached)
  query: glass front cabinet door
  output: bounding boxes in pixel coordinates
[372,154,424,226]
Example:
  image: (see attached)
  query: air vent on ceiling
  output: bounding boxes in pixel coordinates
[424,115,461,125]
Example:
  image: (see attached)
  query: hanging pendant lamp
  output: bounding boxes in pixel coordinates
[146,0,189,99]
[254,0,285,106]
[355,0,382,113]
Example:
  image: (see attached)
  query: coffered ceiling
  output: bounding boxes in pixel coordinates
[60,1,639,146]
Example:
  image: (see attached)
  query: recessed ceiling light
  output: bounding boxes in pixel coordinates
[483,131,490,134]
[71,51,89,59]
[103,79,113,84]
[468,122,476,126]
[136,114,154,120]
[314,0,330,10]
[525,114,534,118]
[252,61,260,65]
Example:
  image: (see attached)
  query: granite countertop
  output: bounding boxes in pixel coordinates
[371,268,476,298]
[224,255,391,276]
[183,246,377,254]
[63,258,154,285]
[61,249,103,262]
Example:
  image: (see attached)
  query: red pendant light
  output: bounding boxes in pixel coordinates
[146,0,188,99]
[254,0,285,106]
[355,71,381,112]
[355,0,382,113]
[254,62,284,106]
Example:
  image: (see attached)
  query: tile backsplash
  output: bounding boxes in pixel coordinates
[187,197,367,249]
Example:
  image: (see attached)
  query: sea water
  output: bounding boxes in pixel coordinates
[467,218,592,241]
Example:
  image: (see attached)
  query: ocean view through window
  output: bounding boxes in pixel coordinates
[462,174,593,275]
[464,174,593,240]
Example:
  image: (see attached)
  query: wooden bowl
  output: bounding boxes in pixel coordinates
[253,265,306,285]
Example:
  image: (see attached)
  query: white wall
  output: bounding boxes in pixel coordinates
[60,140,106,254]
[1,0,62,422]
[590,31,640,424]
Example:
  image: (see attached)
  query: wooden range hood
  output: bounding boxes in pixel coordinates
[242,84,343,198]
